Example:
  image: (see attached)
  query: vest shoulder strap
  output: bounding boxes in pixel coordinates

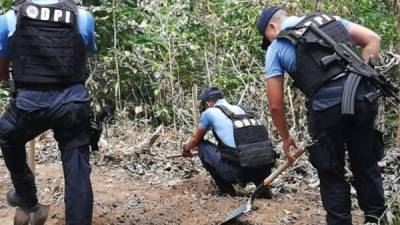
[277,13,337,45]
[237,105,255,118]
[214,105,254,120]
[214,105,235,120]
[12,0,26,11]
[59,0,78,12]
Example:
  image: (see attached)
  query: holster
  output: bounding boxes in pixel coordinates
[89,106,111,151]
[372,128,384,161]
[307,133,337,171]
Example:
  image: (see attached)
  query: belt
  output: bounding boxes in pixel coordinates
[15,82,81,91]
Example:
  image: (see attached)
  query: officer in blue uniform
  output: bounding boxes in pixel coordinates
[182,87,275,197]
[0,0,96,224]
[258,6,386,225]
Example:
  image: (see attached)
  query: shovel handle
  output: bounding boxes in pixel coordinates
[263,148,305,186]
[166,152,198,159]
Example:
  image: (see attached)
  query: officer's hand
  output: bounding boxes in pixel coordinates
[181,144,192,157]
[283,136,298,163]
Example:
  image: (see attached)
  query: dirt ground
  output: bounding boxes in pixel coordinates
[0,127,397,225]
[0,158,366,225]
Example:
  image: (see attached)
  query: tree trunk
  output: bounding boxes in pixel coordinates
[396,1,400,53]
[315,0,322,11]
[396,1,400,146]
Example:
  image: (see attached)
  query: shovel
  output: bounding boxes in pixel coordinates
[221,147,306,224]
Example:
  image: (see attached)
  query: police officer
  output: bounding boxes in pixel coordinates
[182,87,275,197]
[258,6,386,225]
[0,0,96,224]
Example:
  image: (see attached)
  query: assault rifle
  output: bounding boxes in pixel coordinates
[308,23,400,113]
[90,106,111,151]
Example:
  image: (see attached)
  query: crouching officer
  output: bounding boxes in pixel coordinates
[258,6,386,225]
[0,0,97,224]
[182,87,276,196]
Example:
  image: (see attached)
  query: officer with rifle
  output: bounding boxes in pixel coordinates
[181,87,276,197]
[0,0,97,224]
[257,6,397,225]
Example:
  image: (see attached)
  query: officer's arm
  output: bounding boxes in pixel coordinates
[184,128,207,152]
[0,58,10,81]
[348,23,381,61]
[265,77,290,140]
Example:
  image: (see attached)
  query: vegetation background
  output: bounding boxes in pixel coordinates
[0,0,399,136]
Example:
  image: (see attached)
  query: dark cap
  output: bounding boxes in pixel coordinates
[199,87,223,101]
[257,6,282,50]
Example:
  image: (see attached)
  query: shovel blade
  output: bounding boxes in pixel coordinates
[221,199,252,224]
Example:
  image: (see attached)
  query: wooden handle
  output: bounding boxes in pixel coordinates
[27,139,36,174]
[263,148,305,185]
[166,152,198,159]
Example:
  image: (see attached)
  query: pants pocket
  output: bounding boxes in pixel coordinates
[372,129,384,161]
[307,133,337,171]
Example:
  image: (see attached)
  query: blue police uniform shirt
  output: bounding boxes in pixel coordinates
[0,0,97,58]
[264,16,353,110]
[199,99,245,148]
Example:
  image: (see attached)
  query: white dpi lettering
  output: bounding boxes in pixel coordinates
[26,5,39,19]
[65,11,71,23]
[40,8,50,21]
[322,14,332,21]
[54,9,63,22]
[313,16,325,25]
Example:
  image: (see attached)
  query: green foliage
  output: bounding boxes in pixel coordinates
[0,0,12,13]
[0,0,398,129]
[87,0,398,125]
[0,0,12,7]
[310,0,396,47]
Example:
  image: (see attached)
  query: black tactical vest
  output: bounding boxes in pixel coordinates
[277,13,356,97]
[213,105,276,168]
[8,0,88,87]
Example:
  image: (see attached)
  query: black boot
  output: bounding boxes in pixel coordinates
[217,184,237,197]
[7,190,49,225]
[255,185,273,199]
[6,189,38,212]
[29,204,50,225]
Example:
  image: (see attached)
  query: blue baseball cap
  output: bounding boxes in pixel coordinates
[257,6,282,50]
[199,87,223,101]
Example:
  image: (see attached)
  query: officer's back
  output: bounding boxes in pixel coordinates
[200,98,245,148]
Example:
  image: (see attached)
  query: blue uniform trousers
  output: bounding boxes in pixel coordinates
[308,100,386,225]
[198,141,271,190]
[0,86,93,225]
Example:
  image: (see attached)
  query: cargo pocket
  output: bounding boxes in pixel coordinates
[307,133,337,171]
[372,129,384,161]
